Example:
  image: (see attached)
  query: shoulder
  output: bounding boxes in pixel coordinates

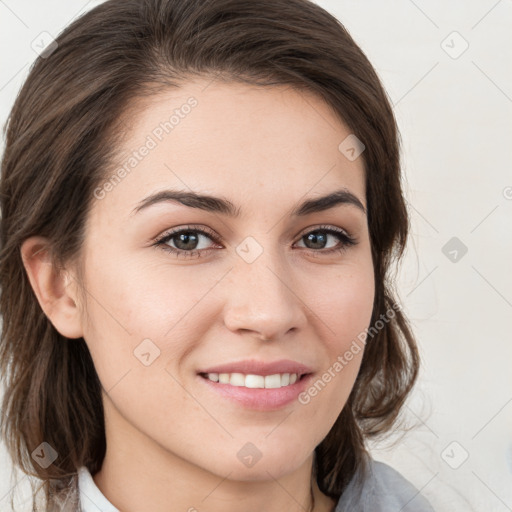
[334,458,435,511]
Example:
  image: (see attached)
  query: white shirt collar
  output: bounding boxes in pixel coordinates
[78,466,120,512]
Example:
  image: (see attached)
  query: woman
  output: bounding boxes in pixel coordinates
[0,0,435,510]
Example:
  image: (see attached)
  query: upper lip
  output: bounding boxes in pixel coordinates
[198,359,313,377]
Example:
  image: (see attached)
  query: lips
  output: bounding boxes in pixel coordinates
[198,369,315,411]
[197,358,314,377]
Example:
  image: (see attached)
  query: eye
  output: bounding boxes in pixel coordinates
[153,225,220,259]
[153,224,358,259]
[294,225,358,256]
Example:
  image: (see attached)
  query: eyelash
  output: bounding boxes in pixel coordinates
[153,224,358,260]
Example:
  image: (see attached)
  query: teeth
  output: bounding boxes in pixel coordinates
[204,372,301,388]
[230,373,245,386]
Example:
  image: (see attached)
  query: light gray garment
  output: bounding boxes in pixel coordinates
[334,458,435,511]
[77,459,435,511]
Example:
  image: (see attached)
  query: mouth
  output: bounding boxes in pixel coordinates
[196,371,314,411]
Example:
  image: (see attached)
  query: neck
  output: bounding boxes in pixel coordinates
[93,396,336,512]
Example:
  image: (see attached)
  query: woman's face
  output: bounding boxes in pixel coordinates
[67,79,374,481]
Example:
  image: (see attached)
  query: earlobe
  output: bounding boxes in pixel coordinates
[20,236,84,339]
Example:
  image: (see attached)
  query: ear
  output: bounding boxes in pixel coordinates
[20,236,84,339]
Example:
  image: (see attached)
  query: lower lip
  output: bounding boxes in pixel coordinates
[197,373,314,411]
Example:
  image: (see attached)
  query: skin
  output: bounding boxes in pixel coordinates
[21,78,375,512]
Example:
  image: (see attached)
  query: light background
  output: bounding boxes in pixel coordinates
[1,1,511,510]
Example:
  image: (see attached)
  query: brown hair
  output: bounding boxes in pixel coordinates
[0,0,419,510]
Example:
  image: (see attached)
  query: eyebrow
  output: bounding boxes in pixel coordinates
[130,188,366,217]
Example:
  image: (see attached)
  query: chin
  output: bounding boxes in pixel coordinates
[210,448,308,482]
[221,462,301,482]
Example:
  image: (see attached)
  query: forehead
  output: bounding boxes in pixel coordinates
[91,79,366,222]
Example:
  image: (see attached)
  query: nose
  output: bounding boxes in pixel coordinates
[222,247,308,342]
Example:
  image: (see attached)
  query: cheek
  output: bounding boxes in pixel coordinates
[334,278,375,347]
[307,262,375,348]
[78,255,220,397]
[295,263,374,428]
[327,269,374,387]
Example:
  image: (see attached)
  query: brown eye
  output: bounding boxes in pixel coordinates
[154,226,220,259]
[295,226,357,255]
